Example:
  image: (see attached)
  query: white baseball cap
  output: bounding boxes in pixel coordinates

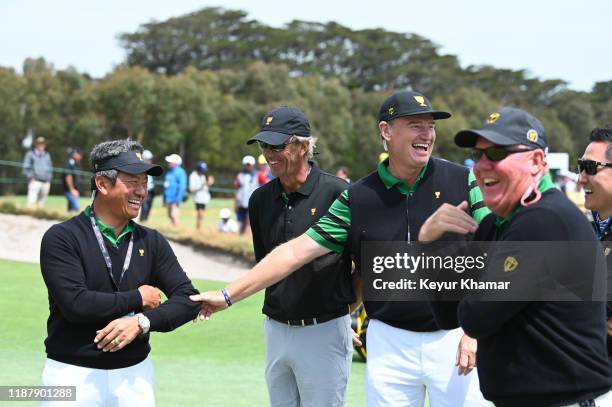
[165,153,182,165]
[242,155,255,166]
[219,208,231,219]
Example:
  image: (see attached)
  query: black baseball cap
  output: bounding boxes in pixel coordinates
[455,107,548,150]
[247,106,311,145]
[378,91,451,122]
[93,150,163,176]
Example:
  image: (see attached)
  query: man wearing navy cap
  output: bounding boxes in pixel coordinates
[40,139,201,406]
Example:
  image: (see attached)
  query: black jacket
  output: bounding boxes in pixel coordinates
[40,212,200,369]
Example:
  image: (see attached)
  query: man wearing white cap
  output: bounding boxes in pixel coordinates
[234,155,259,234]
[163,153,187,226]
[217,208,239,233]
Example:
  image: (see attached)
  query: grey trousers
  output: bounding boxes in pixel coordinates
[264,315,353,407]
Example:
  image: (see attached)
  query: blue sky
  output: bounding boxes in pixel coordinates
[1,0,610,91]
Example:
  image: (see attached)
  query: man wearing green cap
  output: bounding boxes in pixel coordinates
[191,91,489,406]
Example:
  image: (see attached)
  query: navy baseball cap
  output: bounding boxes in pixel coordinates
[455,107,548,151]
[247,106,311,145]
[378,91,451,122]
[93,150,163,176]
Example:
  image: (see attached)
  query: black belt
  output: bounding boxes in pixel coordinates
[269,308,348,327]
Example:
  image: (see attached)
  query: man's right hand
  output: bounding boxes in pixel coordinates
[138,285,162,310]
[419,201,478,242]
[190,291,229,320]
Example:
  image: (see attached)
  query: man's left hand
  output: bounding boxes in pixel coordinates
[456,334,477,375]
[94,316,141,353]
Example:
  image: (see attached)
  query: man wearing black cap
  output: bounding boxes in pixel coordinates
[62,147,83,212]
[428,108,612,406]
[191,93,490,406]
[40,139,201,406]
[243,106,356,406]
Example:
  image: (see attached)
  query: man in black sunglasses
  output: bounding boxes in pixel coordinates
[579,126,612,360]
[429,108,612,406]
[218,106,358,406]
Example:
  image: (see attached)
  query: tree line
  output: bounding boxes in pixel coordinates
[1,7,611,186]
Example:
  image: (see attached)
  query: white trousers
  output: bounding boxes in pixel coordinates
[27,179,50,208]
[366,320,489,407]
[40,357,155,407]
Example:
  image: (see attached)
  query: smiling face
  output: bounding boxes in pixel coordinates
[98,171,148,221]
[579,141,612,218]
[381,114,435,169]
[473,138,541,217]
[261,139,308,181]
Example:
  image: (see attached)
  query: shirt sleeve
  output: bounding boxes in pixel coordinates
[305,189,351,254]
[467,170,490,224]
[143,231,201,332]
[40,225,143,323]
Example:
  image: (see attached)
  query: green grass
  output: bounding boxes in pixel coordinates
[0,259,366,406]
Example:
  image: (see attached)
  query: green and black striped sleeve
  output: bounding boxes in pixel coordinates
[305,189,351,254]
[468,170,490,223]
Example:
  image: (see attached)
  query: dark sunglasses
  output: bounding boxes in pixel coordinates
[577,159,612,175]
[471,146,535,162]
[257,141,291,152]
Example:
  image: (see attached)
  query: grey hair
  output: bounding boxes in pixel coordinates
[89,139,143,192]
[291,135,317,160]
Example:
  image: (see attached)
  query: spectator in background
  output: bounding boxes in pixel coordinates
[217,208,239,233]
[62,147,82,212]
[189,161,215,231]
[139,150,156,222]
[234,155,259,235]
[23,136,53,208]
[335,166,351,183]
[256,154,273,185]
[163,154,187,226]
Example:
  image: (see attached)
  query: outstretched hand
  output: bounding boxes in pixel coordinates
[419,201,478,242]
[190,291,229,321]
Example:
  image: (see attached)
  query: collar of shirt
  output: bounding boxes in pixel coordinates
[274,161,319,204]
[495,172,556,231]
[377,157,428,195]
[592,211,612,240]
[84,205,135,246]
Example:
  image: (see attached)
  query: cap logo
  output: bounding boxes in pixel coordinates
[487,112,500,123]
[139,249,144,256]
[414,96,427,107]
[504,256,519,273]
[604,247,611,257]
[526,129,538,143]
[136,152,142,161]
[388,107,395,115]
[434,191,441,199]
[265,116,273,125]
[311,208,317,216]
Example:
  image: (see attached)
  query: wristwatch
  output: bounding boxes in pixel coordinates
[136,313,151,335]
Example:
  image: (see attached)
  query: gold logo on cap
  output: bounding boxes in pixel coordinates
[139,249,144,256]
[311,208,317,216]
[414,96,427,107]
[266,116,273,125]
[504,256,518,273]
[136,152,142,161]
[388,107,395,115]
[434,191,441,199]
[604,247,611,257]
[527,129,538,143]
[487,112,500,123]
